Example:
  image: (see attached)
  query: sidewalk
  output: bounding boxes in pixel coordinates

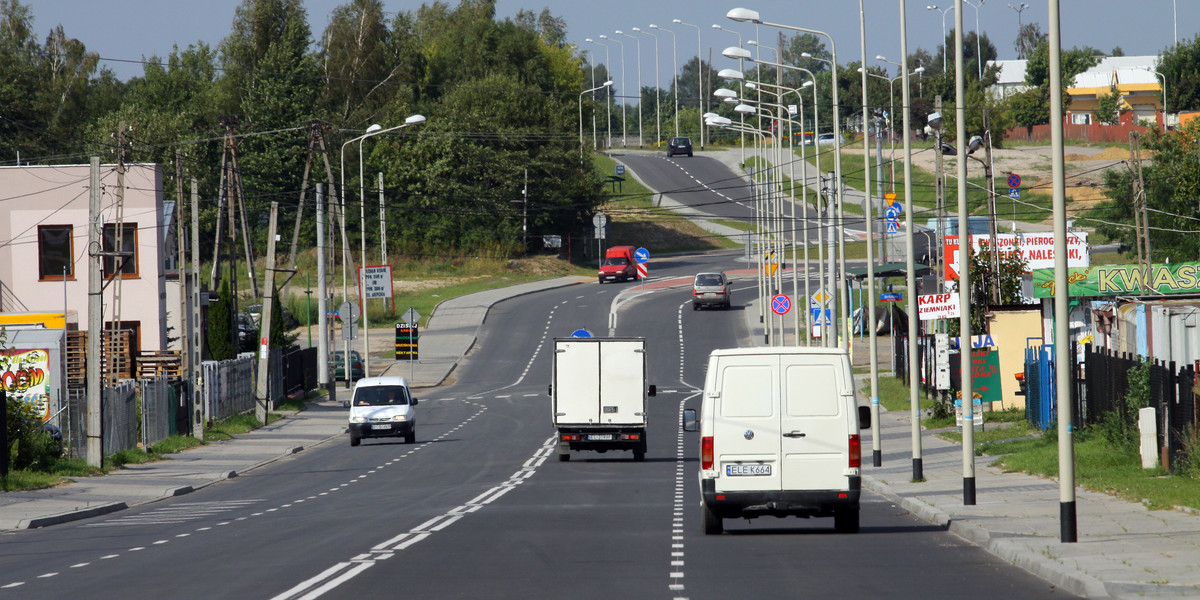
[0,276,585,531]
[742,295,1200,599]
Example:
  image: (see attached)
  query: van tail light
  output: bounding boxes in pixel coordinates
[701,436,714,470]
[848,434,861,469]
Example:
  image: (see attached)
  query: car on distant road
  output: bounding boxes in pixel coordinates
[667,136,693,157]
[817,133,845,146]
[331,350,365,382]
[348,376,417,446]
[691,272,731,310]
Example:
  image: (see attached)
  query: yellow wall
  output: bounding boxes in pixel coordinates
[987,308,1043,411]
[0,313,69,330]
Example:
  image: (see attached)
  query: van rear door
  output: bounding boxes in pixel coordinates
[780,356,853,491]
[712,354,782,493]
[599,340,645,425]
[555,340,600,423]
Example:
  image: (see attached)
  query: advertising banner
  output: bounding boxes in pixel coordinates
[917,293,961,321]
[1032,261,1200,297]
[0,348,51,420]
[944,232,1089,281]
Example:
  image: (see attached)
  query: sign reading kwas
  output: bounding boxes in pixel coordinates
[917,293,960,321]
[1032,261,1200,297]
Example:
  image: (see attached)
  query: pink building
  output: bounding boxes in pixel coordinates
[0,163,169,353]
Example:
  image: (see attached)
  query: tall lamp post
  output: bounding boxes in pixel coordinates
[616,30,643,147]
[586,38,613,148]
[582,48,597,150]
[340,114,426,378]
[673,19,704,149]
[926,4,953,71]
[729,6,847,349]
[650,24,679,139]
[637,27,662,147]
[581,81,615,157]
[601,34,626,147]
[1008,3,1029,58]
[963,0,986,79]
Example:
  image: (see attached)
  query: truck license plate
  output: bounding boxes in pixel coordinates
[587,434,614,441]
[370,424,391,430]
[726,464,771,476]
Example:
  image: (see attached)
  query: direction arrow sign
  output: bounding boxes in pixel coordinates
[771,294,791,315]
[634,247,649,263]
[884,204,901,218]
[571,328,593,338]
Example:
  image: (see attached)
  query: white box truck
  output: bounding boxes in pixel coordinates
[550,337,656,462]
[683,346,871,534]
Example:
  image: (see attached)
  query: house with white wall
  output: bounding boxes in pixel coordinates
[0,163,170,354]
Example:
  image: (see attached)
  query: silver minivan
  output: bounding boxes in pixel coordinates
[348,376,417,446]
[684,347,871,534]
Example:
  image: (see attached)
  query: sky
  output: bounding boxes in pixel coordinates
[32,0,1200,83]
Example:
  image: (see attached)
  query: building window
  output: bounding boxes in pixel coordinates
[38,225,74,280]
[102,223,138,278]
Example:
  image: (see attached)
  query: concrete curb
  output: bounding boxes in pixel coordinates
[21,502,128,529]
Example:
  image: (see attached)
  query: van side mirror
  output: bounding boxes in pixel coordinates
[858,406,872,429]
[411,398,418,406]
[682,408,698,432]
[648,385,657,397]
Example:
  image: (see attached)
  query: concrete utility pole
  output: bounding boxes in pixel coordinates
[253,191,281,424]
[899,0,925,482]
[317,184,334,404]
[954,0,977,506]
[860,0,882,468]
[86,157,102,468]
[190,178,204,440]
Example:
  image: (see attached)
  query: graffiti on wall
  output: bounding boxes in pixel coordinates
[0,348,50,420]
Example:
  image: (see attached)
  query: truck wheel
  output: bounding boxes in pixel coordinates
[598,278,604,284]
[633,449,645,462]
[350,434,361,447]
[692,302,699,311]
[558,452,570,462]
[702,501,723,535]
[834,508,860,533]
[405,429,416,444]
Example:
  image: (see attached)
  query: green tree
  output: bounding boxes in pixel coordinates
[1093,88,1123,125]
[1014,22,1046,60]
[1155,35,1200,112]
[208,279,235,361]
[1091,120,1200,261]
[318,0,392,124]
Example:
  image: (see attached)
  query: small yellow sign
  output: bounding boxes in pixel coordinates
[764,251,778,276]
[885,192,898,207]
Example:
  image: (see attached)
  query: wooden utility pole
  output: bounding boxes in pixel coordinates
[1130,132,1147,274]
[284,124,339,300]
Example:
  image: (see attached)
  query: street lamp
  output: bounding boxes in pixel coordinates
[926,4,953,71]
[600,34,626,148]
[615,30,643,147]
[673,19,704,149]
[1007,3,1029,58]
[1144,67,1168,127]
[637,27,662,147]
[729,6,847,349]
[962,0,986,79]
[586,38,613,149]
[582,47,597,150]
[714,25,747,164]
[581,80,614,157]
[650,23,679,139]
[340,114,425,379]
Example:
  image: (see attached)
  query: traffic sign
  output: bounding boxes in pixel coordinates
[1007,173,1021,188]
[763,251,778,276]
[403,307,421,325]
[884,204,901,218]
[634,247,650,263]
[886,219,899,234]
[884,192,898,207]
[811,289,832,306]
[880,292,903,301]
[570,329,593,338]
[592,212,608,228]
[395,324,418,360]
[771,294,791,315]
[615,164,625,176]
[636,262,648,279]
[337,301,361,323]
[361,265,393,299]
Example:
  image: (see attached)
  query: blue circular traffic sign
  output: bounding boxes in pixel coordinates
[1007,173,1021,188]
[771,294,791,315]
[634,247,650,264]
[570,329,593,338]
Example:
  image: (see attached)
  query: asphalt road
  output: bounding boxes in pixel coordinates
[0,252,1068,599]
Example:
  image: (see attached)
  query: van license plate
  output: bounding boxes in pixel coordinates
[726,464,771,476]
[587,434,613,441]
[370,424,391,430]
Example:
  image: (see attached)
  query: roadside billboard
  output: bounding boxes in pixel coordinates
[945,232,1089,281]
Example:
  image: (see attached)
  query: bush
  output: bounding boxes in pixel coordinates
[5,398,62,472]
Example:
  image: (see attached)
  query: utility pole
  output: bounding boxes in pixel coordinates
[934,96,945,298]
[1130,132,1146,273]
[175,151,192,436]
[86,157,103,468]
[190,178,204,440]
[110,122,129,371]
[253,187,281,424]
[984,111,1000,305]
[317,184,334,404]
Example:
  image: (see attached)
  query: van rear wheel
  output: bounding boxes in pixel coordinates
[834,508,860,533]
[350,434,360,447]
[701,501,723,535]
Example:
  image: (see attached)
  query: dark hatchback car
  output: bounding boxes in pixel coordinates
[667,136,693,157]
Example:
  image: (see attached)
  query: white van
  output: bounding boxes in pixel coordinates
[683,347,871,534]
[348,376,418,446]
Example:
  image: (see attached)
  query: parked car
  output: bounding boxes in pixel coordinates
[817,133,845,146]
[691,272,731,310]
[348,376,417,446]
[331,350,365,382]
[667,136,693,157]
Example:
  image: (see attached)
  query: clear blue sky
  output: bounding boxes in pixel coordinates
[35,0,1197,82]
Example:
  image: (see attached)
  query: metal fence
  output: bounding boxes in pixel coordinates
[282,347,317,398]
[140,378,171,450]
[102,381,138,457]
[201,357,255,423]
